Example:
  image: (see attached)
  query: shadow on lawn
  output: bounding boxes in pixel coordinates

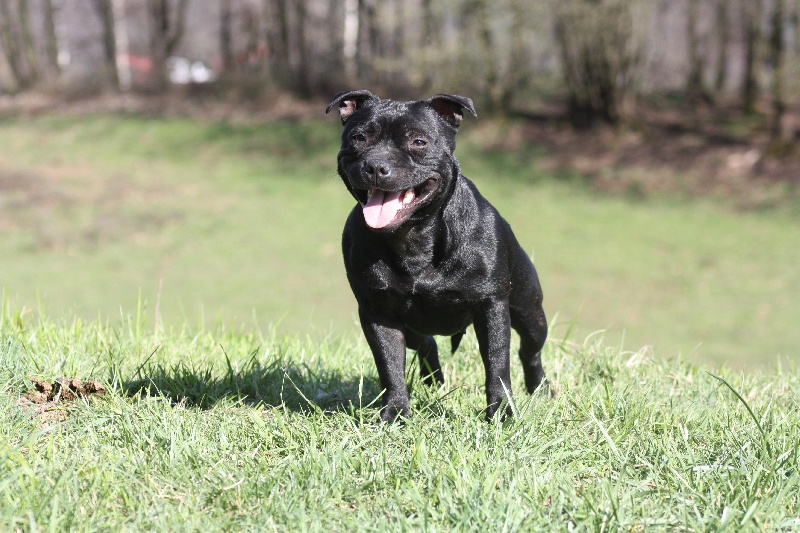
[120,349,462,420]
[122,352,385,415]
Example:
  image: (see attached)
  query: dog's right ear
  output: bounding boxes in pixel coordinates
[326,90,379,124]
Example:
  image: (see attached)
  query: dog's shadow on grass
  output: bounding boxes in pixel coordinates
[121,353,385,416]
[120,352,462,420]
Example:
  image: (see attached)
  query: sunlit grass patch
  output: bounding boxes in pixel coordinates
[1,313,798,530]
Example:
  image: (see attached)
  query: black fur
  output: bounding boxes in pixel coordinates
[327,90,548,421]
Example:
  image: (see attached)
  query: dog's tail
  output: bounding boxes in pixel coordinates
[451,330,466,354]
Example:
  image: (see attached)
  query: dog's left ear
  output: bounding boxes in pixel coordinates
[426,94,478,130]
[326,90,379,124]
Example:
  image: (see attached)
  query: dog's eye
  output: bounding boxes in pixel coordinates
[411,138,428,148]
[351,133,366,144]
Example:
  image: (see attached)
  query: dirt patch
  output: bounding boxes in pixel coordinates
[16,377,107,423]
[25,377,107,402]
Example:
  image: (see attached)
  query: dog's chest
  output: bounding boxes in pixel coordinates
[352,259,479,332]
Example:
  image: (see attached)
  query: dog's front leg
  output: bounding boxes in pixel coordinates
[473,298,513,421]
[358,307,410,422]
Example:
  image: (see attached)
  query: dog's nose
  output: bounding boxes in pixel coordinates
[364,159,392,181]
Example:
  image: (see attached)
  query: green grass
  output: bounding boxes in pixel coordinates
[0,113,799,370]
[2,315,799,530]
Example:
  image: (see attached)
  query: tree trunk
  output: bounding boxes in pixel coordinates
[741,0,763,113]
[241,3,262,70]
[148,0,168,90]
[0,1,36,89]
[500,0,531,114]
[112,0,132,91]
[0,2,23,88]
[686,0,707,99]
[146,0,189,92]
[769,0,787,140]
[91,0,119,87]
[16,0,38,86]
[419,0,436,89]
[43,0,60,78]
[343,0,359,79]
[464,0,501,113]
[391,0,404,87]
[359,0,380,84]
[219,0,233,73]
[294,0,311,96]
[477,1,500,113]
[714,0,729,92]
[266,0,291,85]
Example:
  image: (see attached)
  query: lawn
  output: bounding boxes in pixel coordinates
[0,112,799,369]
[1,110,800,530]
[1,317,798,530]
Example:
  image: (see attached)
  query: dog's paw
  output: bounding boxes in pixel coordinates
[379,404,411,423]
[484,402,514,423]
[421,370,445,388]
[536,378,556,399]
[525,373,555,398]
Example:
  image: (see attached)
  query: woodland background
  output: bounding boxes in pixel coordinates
[0,0,798,132]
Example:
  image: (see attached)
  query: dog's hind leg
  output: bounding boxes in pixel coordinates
[510,258,550,395]
[510,303,549,394]
[450,330,466,354]
[511,305,549,395]
[405,330,444,386]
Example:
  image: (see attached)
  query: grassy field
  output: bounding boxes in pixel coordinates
[0,112,799,370]
[1,112,799,529]
[1,317,798,530]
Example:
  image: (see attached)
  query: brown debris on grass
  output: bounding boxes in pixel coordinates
[26,377,107,403]
[16,378,107,423]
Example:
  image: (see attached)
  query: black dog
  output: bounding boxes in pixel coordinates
[327,90,548,421]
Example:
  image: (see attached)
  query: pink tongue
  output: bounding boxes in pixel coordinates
[363,189,403,228]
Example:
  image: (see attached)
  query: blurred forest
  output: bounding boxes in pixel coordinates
[1,0,800,185]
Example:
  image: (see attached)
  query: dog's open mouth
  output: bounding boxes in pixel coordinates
[359,178,439,229]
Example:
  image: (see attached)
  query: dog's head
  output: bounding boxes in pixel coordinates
[327,90,477,231]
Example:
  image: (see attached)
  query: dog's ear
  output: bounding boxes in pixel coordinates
[426,94,478,130]
[326,90,379,124]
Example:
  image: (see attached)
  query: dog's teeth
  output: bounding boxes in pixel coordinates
[402,190,415,205]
